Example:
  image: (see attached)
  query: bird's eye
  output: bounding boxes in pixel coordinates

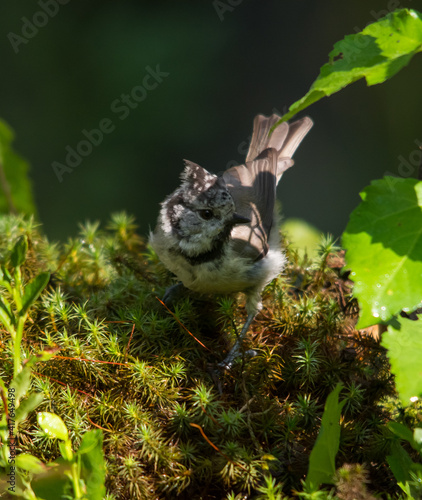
[199,209,214,220]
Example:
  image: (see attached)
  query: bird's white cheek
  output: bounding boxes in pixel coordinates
[161,212,173,234]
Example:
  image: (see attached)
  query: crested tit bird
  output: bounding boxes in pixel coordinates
[150,113,313,369]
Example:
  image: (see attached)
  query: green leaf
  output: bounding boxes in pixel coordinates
[277,9,422,124]
[31,461,71,500]
[15,453,47,474]
[78,430,106,500]
[382,316,422,406]
[0,265,12,283]
[388,422,418,450]
[10,364,32,402]
[37,412,68,441]
[0,119,36,215]
[24,346,59,370]
[342,177,422,328]
[0,413,8,445]
[387,440,414,484]
[414,428,422,446]
[0,297,14,330]
[15,392,44,425]
[20,271,50,316]
[281,218,323,260]
[10,235,28,268]
[306,383,346,488]
[59,439,73,461]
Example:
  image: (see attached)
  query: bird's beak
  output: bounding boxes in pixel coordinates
[232,213,251,225]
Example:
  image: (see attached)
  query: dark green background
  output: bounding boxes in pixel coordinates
[1,1,420,241]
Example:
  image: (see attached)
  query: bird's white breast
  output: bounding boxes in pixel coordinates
[151,228,285,296]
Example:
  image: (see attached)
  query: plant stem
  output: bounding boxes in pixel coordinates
[71,458,83,498]
[14,315,26,377]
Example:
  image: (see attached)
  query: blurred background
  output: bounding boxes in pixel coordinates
[0,1,420,241]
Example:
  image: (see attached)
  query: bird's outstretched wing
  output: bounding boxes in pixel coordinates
[223,148,278,260]
[223,114,313,260]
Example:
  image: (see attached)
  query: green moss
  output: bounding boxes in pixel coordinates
[0,213,415,499]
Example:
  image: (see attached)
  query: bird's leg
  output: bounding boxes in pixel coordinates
[162,282,188,306]
[218,312,256,370]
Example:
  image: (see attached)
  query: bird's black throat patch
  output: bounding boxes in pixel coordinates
[171,224,233,266]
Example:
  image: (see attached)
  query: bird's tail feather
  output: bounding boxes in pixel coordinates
[246,114,313,164]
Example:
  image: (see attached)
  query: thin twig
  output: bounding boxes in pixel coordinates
[156,296,211,351]
[190,422,247,471]
[125,323,136,362]
[86,415,114,433]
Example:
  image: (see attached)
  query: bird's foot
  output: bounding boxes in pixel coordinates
[162,282,188,307]
[216,312,257,371]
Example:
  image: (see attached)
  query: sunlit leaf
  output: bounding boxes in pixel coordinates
[59,439,73,461]
[277,9,422,124]
[37,412,68,441]
[78,430,106,500]
[281,218,323,260]
[414,428,422,446]
[388,421,417,448]
[15,453,47,474]
[382,316,422,406]
[342,177,422,328]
